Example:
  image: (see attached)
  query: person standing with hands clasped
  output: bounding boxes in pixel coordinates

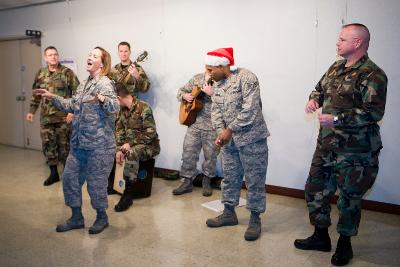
[26,46,79,186]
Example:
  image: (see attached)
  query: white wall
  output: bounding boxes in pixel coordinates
[1,0,399,205]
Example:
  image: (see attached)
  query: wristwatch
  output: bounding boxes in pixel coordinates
[333,116,339,126]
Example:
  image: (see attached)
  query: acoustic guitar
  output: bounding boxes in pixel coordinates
[179,86,204,126]
[179,78,213,126]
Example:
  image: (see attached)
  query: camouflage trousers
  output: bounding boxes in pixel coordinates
[180,126,219,179]
[305,146,380,236]
[124,143,160,182]
[40,122,71,166]
[62,147,115,210]
[221,138,268,213]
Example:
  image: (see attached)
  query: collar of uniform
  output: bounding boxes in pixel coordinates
[215,68,239,89]
[88,74,102,83]
[84,75,102,90]
[335,54,368,76]
[228,69,239,82]
[129,96,139,111]
[45,63,62,75]
[346,53,369,70]
[117,61,132,70]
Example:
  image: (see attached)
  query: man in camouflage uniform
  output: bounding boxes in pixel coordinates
[294,24,387,266]
[204,48,269,242]
[114,83,160,212]
[109,41,150,97]
[26,46,79,186]
[107,41,150,194]
[172,71,219,197]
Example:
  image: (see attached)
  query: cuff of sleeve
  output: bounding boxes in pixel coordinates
[29,106,37,114]
[52,95,63,106]
[227,123,239,132]
[215,128,223,136]
[127,142,136,151]
[177,94,184,102]
[337,113,346,125]
[136,76,143,83]
[100,97,110,108]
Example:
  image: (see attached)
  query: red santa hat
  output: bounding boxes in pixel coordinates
[205,47,237,71]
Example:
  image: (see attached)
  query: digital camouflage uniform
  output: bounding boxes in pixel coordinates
[29,63,79,165]
[52,75,119,210]
[109,62,150,98]
[212,68,269,213]
[115,98,160,181]
[177,73,219,180]
[306,54,388,236]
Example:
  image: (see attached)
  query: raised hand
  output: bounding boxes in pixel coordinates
[33,89,55,99]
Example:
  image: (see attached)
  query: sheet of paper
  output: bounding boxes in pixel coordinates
[201,198,246,212]
[113,162,125,194]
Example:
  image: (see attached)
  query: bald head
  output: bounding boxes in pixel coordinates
[342,23,370,51]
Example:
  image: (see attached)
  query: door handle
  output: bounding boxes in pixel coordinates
[16,96,26,101]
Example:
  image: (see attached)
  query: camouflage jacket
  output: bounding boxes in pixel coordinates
[109,62,150,97]
[310,54,388,153]
[177,73,214,131]
[212,68,270,147]
[29,64,79,125]
[115,98,160,152]
[52,75,120,150]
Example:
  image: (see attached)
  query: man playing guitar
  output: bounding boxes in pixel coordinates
[109,41,150,97]
[173,70,219,197]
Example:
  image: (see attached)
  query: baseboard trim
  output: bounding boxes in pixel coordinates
[241,182,400,215]
[154,167,400,215]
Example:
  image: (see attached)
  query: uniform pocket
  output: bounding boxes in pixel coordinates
[333,81,354,109]
[81,103,100,134]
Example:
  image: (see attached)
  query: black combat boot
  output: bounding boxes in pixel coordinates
[114,180,134,212]
[89,209,109,234]
[202,175,212,197]
[107,187,118,195]
[44,165,60,186]
[294,226,332,252]
[244,211,262,241]
[206,205,239,228]
[172,178,193,195]
[331,235,353,266]
[56,207,85,232]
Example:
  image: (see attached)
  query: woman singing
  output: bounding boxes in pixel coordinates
[35,47,119,234]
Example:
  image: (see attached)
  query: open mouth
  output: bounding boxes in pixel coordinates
[87,60,93,66]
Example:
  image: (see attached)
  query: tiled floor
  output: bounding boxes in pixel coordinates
[0,145,399,267]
